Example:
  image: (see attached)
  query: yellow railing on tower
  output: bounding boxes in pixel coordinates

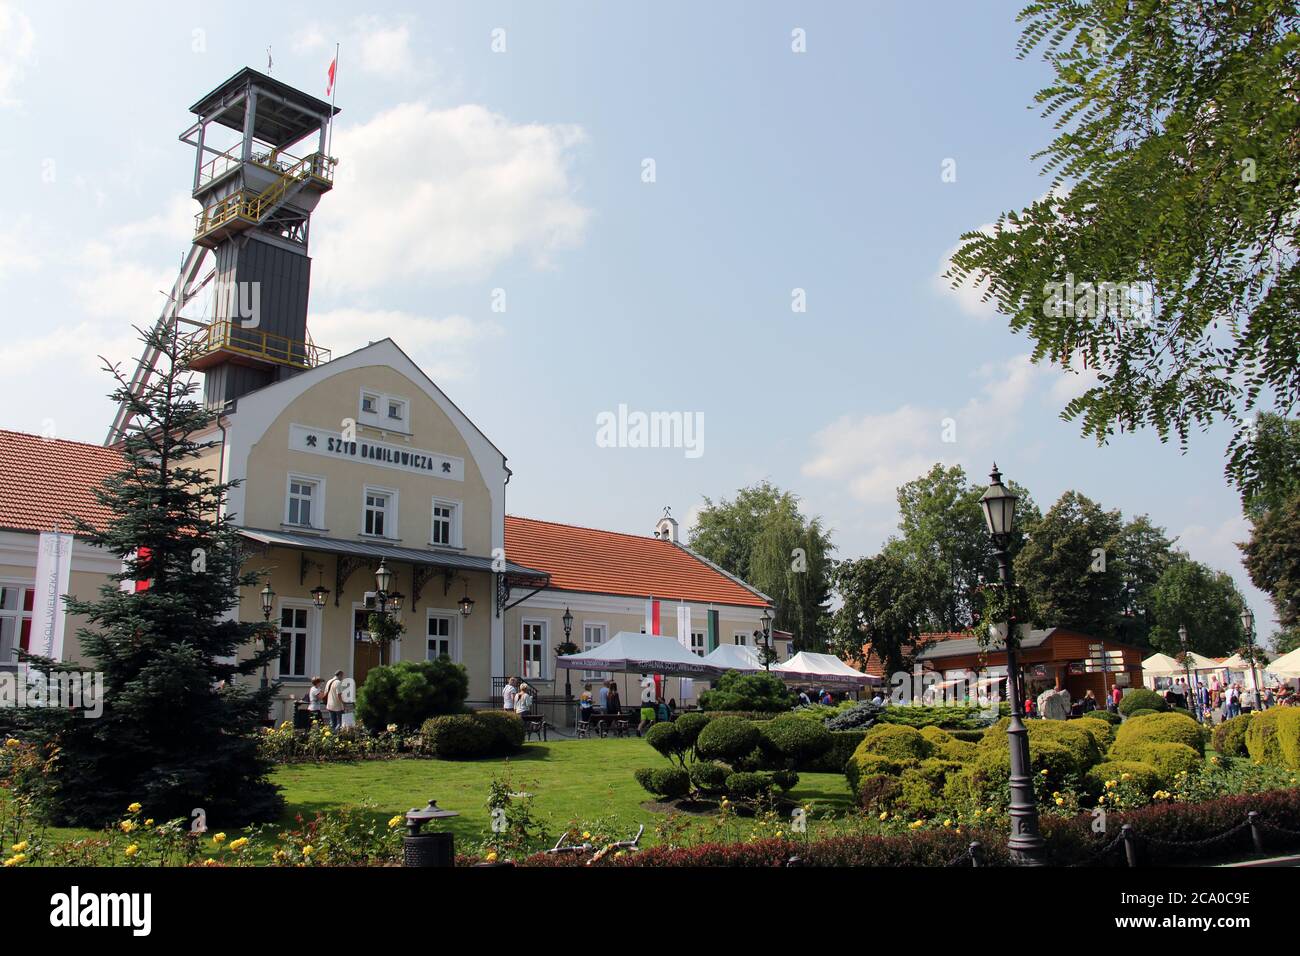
[193,152,336,238]
[185,319,331,370]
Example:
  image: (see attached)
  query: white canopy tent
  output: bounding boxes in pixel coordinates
[1142,652,1184,679]
[1267,647,1300,679]
[554,631,721,678]
[773,651,878,689]
[700,643,763,673]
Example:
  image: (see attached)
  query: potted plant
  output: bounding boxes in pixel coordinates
[366,612,406,646]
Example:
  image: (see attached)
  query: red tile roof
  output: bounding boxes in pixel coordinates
[505,515,770,608]
[0,430,123,535]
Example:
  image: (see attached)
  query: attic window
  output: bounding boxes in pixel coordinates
[361,394,378,414]
[388,400,405,421]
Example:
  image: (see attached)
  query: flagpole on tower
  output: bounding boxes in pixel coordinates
[326,43,339,159]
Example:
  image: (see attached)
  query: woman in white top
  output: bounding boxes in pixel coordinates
[514,683,534,716]
[307,676,325,722]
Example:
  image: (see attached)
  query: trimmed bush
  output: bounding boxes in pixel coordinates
[844,751,907,798]
[1118,688,1168,717]
[1119,742,1202,786]
[724,771,777,800]
[1083,709,1121,725]
[950,729,988,742]
[472,710,525,755]
[645,721,687,764]
[1212,714,1252,758]
[635,766,691,799]
[824,701,883,731]
[420,714,493,758]
[1275,709,1300,770]
[699,671,791,713]
[760,714,833,769]
[1245,709,1282,765]
[805,730,867,773]
[1128,708,1157,718]
[355,658,470,731]
[919,726,977,762]
[1075,716,1115,753]
[688,760,729,793]
[672,712,712,751]
[1113,711,1205,757]
[696,716,762,763]
[980,717,1101,772]
[858,724,932,762]
[1084,760,1162,796]
[897,758,964,816]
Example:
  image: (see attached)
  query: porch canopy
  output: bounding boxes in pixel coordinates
[555,631,722,678]
[773,651,878,688]
[700,643,763,673]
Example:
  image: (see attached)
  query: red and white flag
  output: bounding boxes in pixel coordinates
[326,56,337,97]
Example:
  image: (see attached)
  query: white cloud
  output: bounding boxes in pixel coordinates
[0,3,35,108]
[355,18,414,77]
[0,220,40,278]
[933,224,999,320]
[292,24,327,54]
[801,353,1049,504]
[108,193,195,246]
[307,308,503,382]
[74,242,177,323]
[313,102,589,291]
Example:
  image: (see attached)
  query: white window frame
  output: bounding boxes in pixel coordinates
[521,618,548,680]
[581,621,608,680]
[0,580,34,669]
[430,497,462,549]
[361,484,399,539]
[425,608,460,663]
[733,631,749,646]
[275,599,319,681]
[359,387,411,433]
[361,392,379,415]
[285,473,326,530]
[690,630,707,657]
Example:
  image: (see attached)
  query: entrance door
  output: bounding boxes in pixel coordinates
[352,606,386,688]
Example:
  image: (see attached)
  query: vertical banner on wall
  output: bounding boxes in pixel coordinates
[707,609,719,652]
[644,597,660,635]
[32,531,73,661]
[677,602,694,700]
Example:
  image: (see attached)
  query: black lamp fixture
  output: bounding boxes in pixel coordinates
[1178,624,1199,723]
[260,581,276,620]
[310,568,330,609]
[979,463,1043,866]
[375,559,393,596]
[458,581,475,618]
[388,591,405,614]
[562,606,575,701]
[1241,607,1261,710]
[756,607,774,669]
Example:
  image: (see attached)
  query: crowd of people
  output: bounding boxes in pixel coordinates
[1156,674,1296,722]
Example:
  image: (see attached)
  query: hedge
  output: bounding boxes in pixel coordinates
[1113,711,1205,757]
[804,730,867,773]
[920,726,978,762]
[419,711,524,759]
[1275,709,1300,770]
[1075,716,1115,753]
[1117,742,1203,787]
[979,717,1101,773]
[1245,709,1282,765]
[500,787,1300,867]
[634,766,690,799]
[1212,714,1252,758]
[856,724,931,762]
[696,716,762,763]
[1084,760,1162,796]
[1117,688,1168,717]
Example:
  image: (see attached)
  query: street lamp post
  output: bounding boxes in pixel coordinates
[259,581,275,693]
[754,608,773,670]
[979,464,1045,867]
[1241,608,1262,712]
[562,607,574,701]
[1178,624,1199,723]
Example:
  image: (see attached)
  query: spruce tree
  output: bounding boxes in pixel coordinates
[22,326,282,827]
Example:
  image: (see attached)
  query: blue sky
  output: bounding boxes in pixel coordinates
[0,1,1275,634]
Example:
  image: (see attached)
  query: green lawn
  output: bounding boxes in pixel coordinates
[271,737,856,848]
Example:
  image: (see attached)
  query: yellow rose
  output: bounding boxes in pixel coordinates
[387,815,403,828]
[3,738,19,748]
[229,838,249,852]
[202,858,218,867]
[125,844,139,858]
[4,853,28,866]
[1098,795,1106,804]
[581,831,591,839]
[1055,798,1064,807]
[910,820,924,829]
[943,819,952,828]
[212,832,226,845]
[775,830,784,839]
[1120,773,1131,782]
[11,841,28,853]
[1040,769,1049,776]
[119,821,136,834]
[878,811,889,821]
[486,851,498,862]
[302,845,314,857]
[144,819,154,827]
[127,802,142,814]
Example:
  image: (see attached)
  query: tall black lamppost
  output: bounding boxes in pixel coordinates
[562,607,574,700]
[1177,624,1199,723]
[259,581,275,693]
[1240,608,1262,711]
[979,464,1045,866]
[754,608,773,670]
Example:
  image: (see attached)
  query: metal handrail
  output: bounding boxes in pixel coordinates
[193,152,336,237]
[185,319,331,369]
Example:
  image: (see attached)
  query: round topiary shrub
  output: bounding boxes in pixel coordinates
[635,766,691,799]
[844,750,908,799]
[645,721,686,763]
[1212,714,1252,758]
[1075,716,1116,753]
[688,760,729,793]
[919,726,978,761]
[1127,708,1157,718]
[471,710,525,755]
[979,717,1101,773]
[1276,709,1300,770]
[1119,742,1202,786]
[1117,688,1169,717]
[1113,711,1205,757]
[760,714,833,768]
[1246,709,1283,765]
[356,658,470,730]
[1083,709,1121,726]
[897,758,964,816]
[724,771,776,800]
[858,724,932,762]
[420,714,493,758]
[696,716,762,763]
[672,712,712,751]
[1084,759,1162,796]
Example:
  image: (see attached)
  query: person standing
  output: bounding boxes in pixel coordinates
[307,676,325,723]
[514,682,534,716]
[502,676,519,711]
[324,670,347,731]
[598,681,609,712]
[606,681,621,715]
